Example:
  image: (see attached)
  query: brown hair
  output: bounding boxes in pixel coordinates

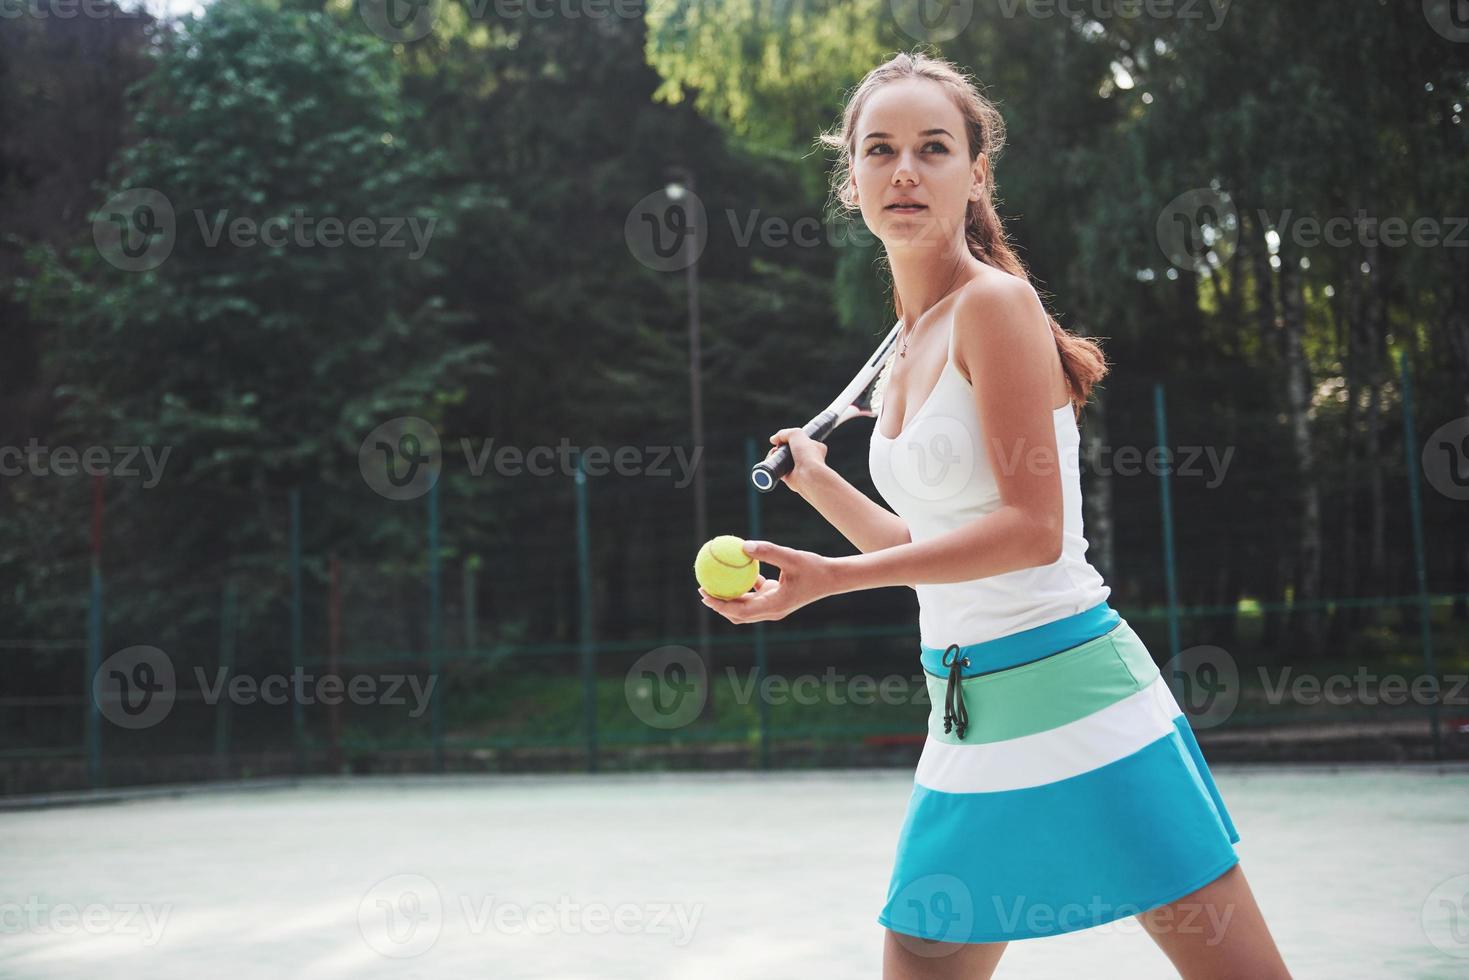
[818,50,1107,419]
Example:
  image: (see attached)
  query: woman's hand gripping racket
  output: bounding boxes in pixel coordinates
[750,320,903,492]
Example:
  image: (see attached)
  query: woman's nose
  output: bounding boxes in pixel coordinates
[893,154,918,182]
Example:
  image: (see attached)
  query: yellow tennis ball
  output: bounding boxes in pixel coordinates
[694,535,760,599]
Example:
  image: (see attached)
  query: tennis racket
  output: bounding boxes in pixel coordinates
[750,319,903,492]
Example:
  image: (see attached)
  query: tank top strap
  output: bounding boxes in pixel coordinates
[945,310,959,368]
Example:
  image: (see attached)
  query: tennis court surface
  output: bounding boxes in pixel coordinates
[3,765,1466,979]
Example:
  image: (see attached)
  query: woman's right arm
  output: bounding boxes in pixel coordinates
[764,428,911,555]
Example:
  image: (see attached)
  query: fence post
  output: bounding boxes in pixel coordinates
[574,451,598,773]
[214,578,237,780]
[428,480,444,772]
[86,474,104,789]
[1396,350,1442,761]
[289,487,304,773]
[464,555,479,659]
[1153,383,1182,693]
[745,438,769,770]
[328,554,344,773]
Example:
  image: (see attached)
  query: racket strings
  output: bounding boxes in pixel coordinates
[870,346,898,420]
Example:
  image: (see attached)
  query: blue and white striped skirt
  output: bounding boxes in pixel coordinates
[878,602,1241,943]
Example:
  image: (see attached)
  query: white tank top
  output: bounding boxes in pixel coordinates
[867,316,1111,648]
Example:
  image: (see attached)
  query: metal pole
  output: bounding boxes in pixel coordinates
[86,475,103,789]
[328,554,344,773]
[289,487,304,772]
[1396,350,1442,760]
[1153,384,1182,693]
[746,438,769,769]
[214,578,237,780]
[574,451,598,772]
[428,480,443,772]
[677,167,714,724]
[464,555,478,659]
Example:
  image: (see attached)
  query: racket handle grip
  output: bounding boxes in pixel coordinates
[750,411,838,493]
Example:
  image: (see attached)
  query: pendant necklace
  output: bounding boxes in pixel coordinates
[899,258,968,358]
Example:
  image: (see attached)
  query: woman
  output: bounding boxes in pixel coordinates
[698,51,1292,979]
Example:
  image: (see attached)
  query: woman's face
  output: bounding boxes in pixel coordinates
[849,77,987,251]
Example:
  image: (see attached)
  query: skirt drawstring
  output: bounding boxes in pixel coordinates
[941,643,971,740]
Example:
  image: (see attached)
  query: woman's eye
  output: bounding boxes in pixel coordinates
[865,141,948,155]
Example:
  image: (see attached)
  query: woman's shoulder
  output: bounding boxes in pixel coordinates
[951,267,1049,381]
[955,264,1040,319]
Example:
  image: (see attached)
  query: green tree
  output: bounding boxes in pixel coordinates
[17,0,491,638]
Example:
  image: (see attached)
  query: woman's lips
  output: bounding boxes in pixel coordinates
[886,205,927,213]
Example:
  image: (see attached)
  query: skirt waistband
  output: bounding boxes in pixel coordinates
[920,601,1122,679]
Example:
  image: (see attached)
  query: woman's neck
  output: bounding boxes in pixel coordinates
[890,244,982,329]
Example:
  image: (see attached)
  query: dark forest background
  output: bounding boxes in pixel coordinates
[3,0,1467,778]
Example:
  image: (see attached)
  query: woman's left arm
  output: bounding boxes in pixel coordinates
[701,276,1067,624]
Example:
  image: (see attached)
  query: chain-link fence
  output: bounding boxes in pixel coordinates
[4,362,1468,796]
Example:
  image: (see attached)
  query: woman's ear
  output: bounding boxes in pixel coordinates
[971,152,989,199]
